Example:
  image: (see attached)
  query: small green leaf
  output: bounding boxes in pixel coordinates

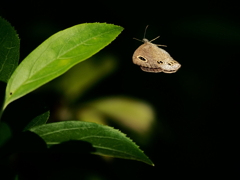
[29,121,154,166]
[3,23,123,110]
[23,111,50,131]
[0,17,20,83]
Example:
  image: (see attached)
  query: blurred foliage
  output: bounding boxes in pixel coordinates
[38,54,156,145]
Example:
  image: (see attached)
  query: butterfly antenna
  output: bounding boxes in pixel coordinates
[143,25,149,39]
[150,36,160,42]
[133,37,143,42]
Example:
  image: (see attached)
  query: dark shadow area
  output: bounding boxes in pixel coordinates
[0,131,47,180]
[11,140,108,180]
[0,81,6,109]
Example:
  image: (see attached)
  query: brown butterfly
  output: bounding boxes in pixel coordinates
[132,26,181,73]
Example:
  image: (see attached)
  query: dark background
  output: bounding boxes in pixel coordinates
[1,0,239,179]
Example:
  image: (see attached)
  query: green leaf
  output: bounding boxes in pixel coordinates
[23,111,50,131]
[0,17,20,83]
[3,23,123,110]
[29,121,154,166]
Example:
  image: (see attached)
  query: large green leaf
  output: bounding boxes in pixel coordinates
[0,17,19,83]
[3,23,123,110]
[29,121,154,166]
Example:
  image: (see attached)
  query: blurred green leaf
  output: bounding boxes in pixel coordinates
[29,121,154,166]
[53,54,117,103]
[81,96,155,134]
[3,23,123,110]
[0,17,19,83]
